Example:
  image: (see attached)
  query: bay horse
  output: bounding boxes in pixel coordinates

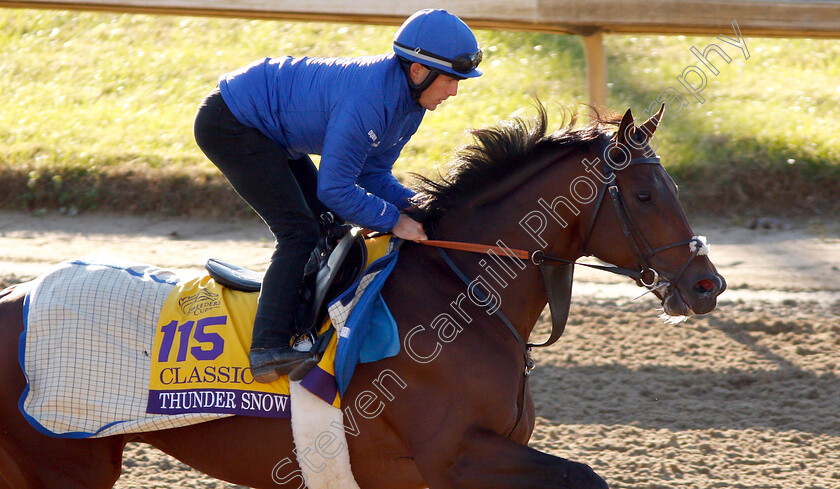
[0,104,724,489]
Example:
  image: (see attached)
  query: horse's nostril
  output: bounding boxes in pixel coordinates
[695,278,716,294]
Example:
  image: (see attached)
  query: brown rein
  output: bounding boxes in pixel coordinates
[419,240,531,261]
[417,238,666,282]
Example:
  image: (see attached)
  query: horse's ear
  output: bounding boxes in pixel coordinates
[638,103,665,140]
[615,108,635,147]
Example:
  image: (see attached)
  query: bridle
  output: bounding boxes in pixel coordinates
[419,152,709,355]
[549,153,707,293]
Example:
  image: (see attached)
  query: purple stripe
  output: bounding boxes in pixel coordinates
[299,365,339,404]
[147,388,290,418]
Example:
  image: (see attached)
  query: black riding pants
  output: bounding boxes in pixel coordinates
[194,87,328,349]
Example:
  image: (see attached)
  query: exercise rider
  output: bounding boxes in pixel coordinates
[193,9,483,383]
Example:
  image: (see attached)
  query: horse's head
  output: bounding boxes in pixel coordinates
[413,102,725,321]
[582,105,726,318]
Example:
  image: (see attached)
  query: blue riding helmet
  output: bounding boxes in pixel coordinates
[393,9,483,79]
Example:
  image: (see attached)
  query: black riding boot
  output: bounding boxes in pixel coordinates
[249,346,312,383]
[249,237,319,383]
[248,264,316,383]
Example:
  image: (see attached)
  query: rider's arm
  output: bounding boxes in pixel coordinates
[316,104,402,233]
[357,142,416,211]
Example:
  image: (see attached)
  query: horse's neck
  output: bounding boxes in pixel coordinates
[425,218,569,334]
[410,243,546,344]
[424,157,589,334]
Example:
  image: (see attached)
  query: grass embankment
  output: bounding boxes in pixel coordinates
[1,9,838,218]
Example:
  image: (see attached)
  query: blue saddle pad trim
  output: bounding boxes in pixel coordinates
[333,250,400,396]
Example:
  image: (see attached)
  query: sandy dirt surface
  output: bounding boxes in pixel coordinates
[1,210,838,489]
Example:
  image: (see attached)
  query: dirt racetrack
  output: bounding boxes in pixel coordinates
[1,210,838,489]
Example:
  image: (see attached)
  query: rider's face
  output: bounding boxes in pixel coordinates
[410,64,460,111]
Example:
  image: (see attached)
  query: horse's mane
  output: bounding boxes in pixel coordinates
[414,103,621,225]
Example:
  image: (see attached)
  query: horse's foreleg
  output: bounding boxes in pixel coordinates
[419,427,608,489]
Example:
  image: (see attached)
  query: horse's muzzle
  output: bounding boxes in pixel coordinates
[675,273,726,316]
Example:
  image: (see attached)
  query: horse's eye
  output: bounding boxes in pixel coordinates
[636,192,652,203]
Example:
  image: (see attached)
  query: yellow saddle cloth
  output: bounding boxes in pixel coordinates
[146,234,393,418]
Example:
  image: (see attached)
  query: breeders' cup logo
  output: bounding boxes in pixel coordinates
[178,289,222,316]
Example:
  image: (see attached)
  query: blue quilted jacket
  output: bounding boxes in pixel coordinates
[219,53,424,232]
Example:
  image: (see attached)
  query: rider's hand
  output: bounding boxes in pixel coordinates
[392,213,428,241]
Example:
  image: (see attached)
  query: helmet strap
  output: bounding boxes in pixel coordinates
[399,58,440,104]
